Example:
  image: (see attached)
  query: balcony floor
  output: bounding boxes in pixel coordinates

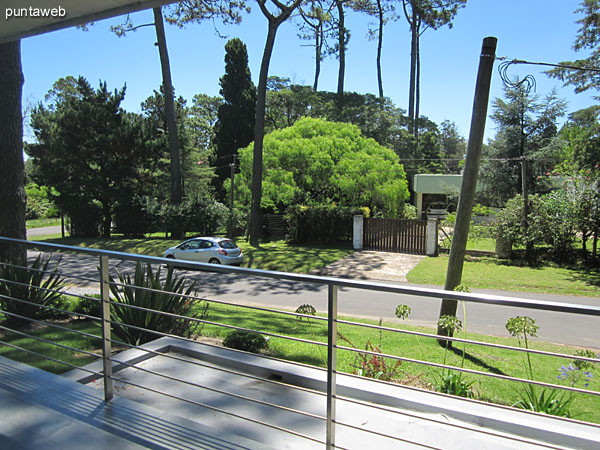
[3,338,600,449]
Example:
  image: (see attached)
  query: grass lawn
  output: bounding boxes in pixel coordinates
[31,235,353,274]
[407,254,600,297]
[26,218,61,229]
[3,303,599,424]
[0,319,101,373]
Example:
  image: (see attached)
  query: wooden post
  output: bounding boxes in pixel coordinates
[437,37,498,346]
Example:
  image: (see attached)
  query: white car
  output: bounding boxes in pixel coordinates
[163,237,243,266]
[426,203,448,220]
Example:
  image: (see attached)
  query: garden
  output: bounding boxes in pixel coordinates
[0,258,598,425]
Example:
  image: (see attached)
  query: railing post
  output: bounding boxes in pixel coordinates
[100,255,113,402]
[326,283,338,449]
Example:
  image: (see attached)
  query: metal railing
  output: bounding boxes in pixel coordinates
[1,236,600,449]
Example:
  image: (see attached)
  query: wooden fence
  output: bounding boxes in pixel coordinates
[363,218,428,254]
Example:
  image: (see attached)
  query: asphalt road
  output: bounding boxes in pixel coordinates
[30,250,600,349]
[27,225,62,238]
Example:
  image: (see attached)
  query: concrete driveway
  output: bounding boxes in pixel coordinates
[313,250,425,282]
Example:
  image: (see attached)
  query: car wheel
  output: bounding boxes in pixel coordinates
[208,258,221,264]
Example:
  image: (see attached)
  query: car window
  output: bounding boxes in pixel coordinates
[218,240,237,249]
[428,204,446,210]
[200,241,213,249]
[186,240,200,250]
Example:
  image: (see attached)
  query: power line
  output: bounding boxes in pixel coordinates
[495,56,600,95]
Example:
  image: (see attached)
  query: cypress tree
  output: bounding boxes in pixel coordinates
[213,38,256,200]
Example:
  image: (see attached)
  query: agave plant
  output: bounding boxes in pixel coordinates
[0,254,66,326]
[107,262,205,346]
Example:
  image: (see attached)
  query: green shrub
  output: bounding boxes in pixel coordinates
[72,294,102,318]
[222,330,269,353]
[25,183,58,220]
[285,204,364,243]
[69,202,102,237]
[113,196,161,237]
[108,262,205,345]
[402,204,417,219]
[0,255,66,326]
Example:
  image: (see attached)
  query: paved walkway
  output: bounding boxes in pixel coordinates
[313,250,425,282]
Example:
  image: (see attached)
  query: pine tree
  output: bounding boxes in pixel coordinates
[0,40,26,266]
[213,38,256,200]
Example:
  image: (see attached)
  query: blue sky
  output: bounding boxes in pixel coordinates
[20,0,597,142]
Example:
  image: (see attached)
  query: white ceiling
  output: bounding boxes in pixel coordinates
[0,0,175,44]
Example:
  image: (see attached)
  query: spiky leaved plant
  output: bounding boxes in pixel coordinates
[108,262,205,346]
[0,254,66,326]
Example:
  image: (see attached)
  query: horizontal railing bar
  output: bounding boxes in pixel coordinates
[107,337,328,398]
[338,318,600,365]
[0,259,100,284]
[3,237,598,316]
[0,324,102,360]
[335,395,570,450]
[336,347,600,397]
[106,316,328,349]
[0,308,102,341]
[334,419,442,449]
[0,339,104,377]
[101,317,330,374]
[105,355,328,422]
[107,280,329,323]
[0,292,101,323]
[106,374,327,446]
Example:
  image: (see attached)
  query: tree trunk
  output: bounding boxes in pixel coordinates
[153,7,182,208]
[336,0,346,96]
[0,40,27,267]
[313,23,322,91]
[249,22,278,246]
[376,0,384,99]
[415,28,421,144]
[408,23,417,134]
[102,201,111,238]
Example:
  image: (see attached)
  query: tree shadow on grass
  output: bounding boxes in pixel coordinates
[447,346,507,376]
[564,264,600,290]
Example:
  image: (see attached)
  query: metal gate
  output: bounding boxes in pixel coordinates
[363,218,427,254]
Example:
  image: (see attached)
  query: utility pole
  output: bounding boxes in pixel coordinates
[437,36,497,347]
[229,155,236,237]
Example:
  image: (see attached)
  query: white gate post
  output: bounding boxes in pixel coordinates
[426,218,438,256]
[353,215,363,250]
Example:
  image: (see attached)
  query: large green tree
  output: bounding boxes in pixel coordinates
[264,80,406,147]
[0,40,26,266]
[249,0,303,245]
[477,85,567,208]
[547,0,600,93]
[439,119,466,174]
[235,117,409,216]
[139,86,214,201]
[558,107,600,255]
[213,38,256,200]
[27,77,141,237]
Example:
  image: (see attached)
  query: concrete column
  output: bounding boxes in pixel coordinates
[416,192,423,220]
[426,218,438,256]
[353,215,363,250]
